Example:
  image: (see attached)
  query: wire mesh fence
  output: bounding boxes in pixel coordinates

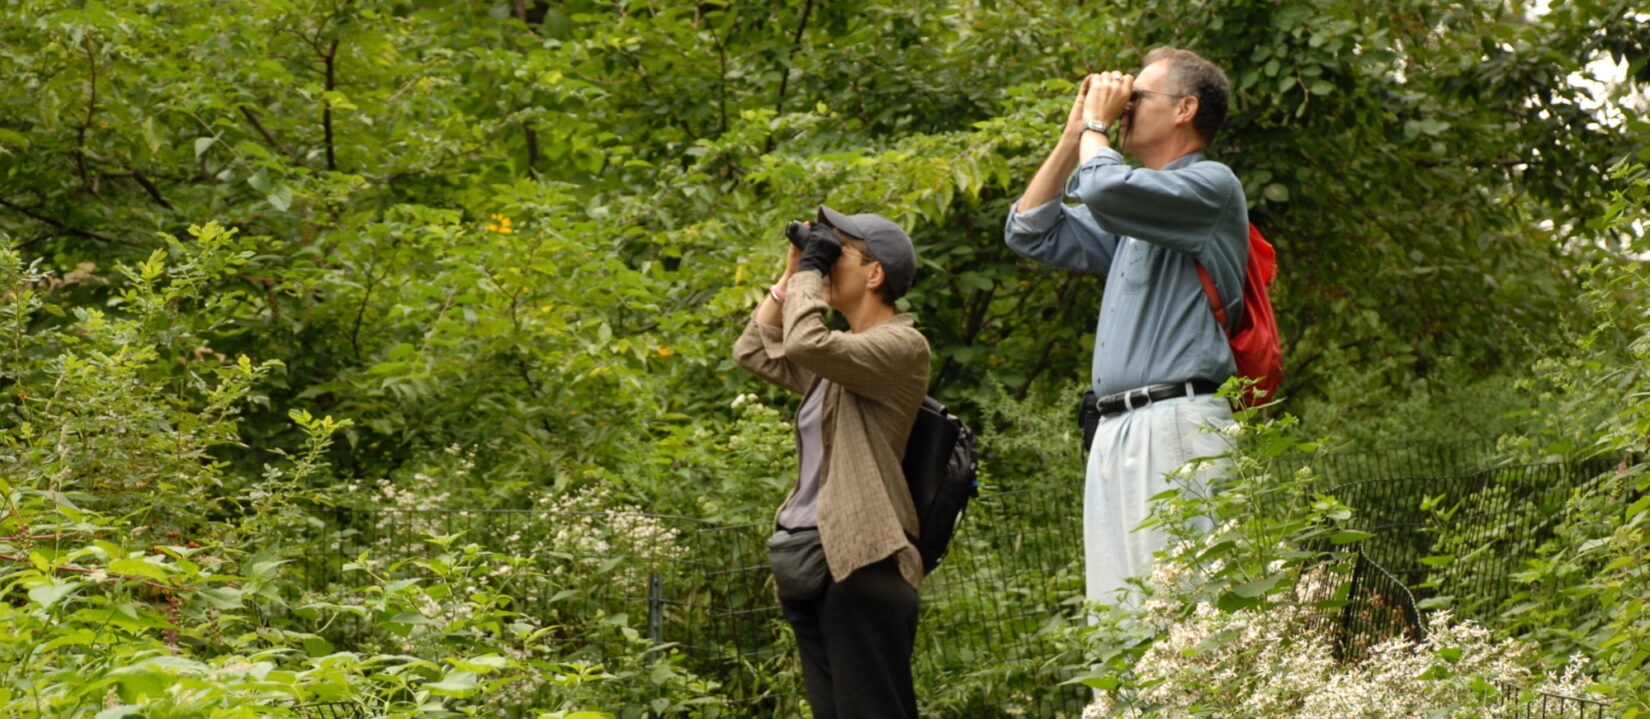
[284,440,1623,716]
[1496,684,1613,719]
[295,702,366,719]
[1321,455,1618,621]
[1315,550,1425,663]
[292,481,1091,717]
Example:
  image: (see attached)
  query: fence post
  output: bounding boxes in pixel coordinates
[647,570,664,655]
[647,571,663,719]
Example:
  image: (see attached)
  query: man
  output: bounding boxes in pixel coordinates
[733,208,930,718]
[1003,48,1245,608]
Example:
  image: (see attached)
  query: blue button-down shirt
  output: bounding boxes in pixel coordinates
[1004,147,1249,395]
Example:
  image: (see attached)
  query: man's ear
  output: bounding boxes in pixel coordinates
[1176,95,1200,127]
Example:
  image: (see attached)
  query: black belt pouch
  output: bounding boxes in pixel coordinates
[1078,389,1100,458]
[767,527,830,601]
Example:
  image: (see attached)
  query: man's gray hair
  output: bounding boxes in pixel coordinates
[1143,47,1231,145]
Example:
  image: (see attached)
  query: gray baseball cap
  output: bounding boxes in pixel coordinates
[817,206,917,301]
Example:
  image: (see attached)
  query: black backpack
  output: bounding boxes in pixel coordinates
[901,396,979,575]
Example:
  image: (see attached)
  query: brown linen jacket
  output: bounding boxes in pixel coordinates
[732,270,932,591]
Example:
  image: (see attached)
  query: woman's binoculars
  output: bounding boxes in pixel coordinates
[785,220,811,249]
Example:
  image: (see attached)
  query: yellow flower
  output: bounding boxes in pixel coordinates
[485,213,514,234]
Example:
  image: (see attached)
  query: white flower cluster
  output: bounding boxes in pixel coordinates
[524,485,689,596]
[1084,536,1593,719]
[370,472,453,556]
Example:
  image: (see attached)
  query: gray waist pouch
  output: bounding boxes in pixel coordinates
[766,528,829,601]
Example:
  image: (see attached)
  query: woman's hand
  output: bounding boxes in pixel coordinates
[785,236,804,278]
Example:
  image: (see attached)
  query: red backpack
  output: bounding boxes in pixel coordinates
[1194,223,1282,407]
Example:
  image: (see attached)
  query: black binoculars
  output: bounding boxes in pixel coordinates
[784,220,811,249]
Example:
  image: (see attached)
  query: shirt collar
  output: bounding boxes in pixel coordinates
[1163,150,1206,171]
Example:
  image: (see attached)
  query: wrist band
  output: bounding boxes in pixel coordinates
[769,283,787,302]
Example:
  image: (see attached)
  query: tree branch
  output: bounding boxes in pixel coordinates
[512,0,541,174]
[766,0,814,153]
[77,35,100,197]
[773,0,814,117]
[125,169,175,211]
[240,105,300,165]
[0,553,190,592]
[322,38,339,172]
[0,198,120,244]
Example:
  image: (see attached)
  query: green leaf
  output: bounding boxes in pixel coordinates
[425,670,480,696]
[27,580,81,608]
[194,137,216,157]
[1417,595,1455,609]
[1079,676,1122,691]
[247,168,272,193]
[1329,530,1375,544]
[1263,183,1290,203]
[267,184,293,212]
[0,128,29,148]
[110,557,171,583]
[1215,591,1263,612]
[1231,572,1285,597]
[197,586,243,610]
[95,707,145,719]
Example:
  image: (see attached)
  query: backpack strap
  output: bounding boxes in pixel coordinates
[1194,262,1233,337]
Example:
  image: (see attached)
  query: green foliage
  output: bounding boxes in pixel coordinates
[0,245,734,716]
[1425,161,1650,716]
[1,0,1647,714]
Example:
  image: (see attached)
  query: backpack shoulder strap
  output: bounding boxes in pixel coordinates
[1194,262,1231,336]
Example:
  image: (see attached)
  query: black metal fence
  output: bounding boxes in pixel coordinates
[296,702,366,719]
[1321,454,1618,621]
[293,481,1089,717]
[288,440,1623,717]
[1496,684,1613,719]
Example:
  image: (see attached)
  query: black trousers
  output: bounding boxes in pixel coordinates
[780,556,920,719]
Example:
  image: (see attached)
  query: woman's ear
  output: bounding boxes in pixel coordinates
[866,262,886,291]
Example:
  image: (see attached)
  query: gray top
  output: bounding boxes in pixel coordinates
[1004,148,1249,396]
[777,379,829,529]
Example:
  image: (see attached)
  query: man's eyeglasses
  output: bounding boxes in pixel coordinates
[1129,88,1188,104]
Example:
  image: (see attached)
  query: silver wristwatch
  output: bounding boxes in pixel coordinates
[1084,119,1111,135]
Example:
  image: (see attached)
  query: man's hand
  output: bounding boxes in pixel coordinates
[1083,71,1134,127]
[1063,74,1095,140]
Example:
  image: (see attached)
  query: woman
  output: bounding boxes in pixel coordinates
[732,206,930,718]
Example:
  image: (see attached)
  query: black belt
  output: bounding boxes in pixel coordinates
[1092,380,1222,417]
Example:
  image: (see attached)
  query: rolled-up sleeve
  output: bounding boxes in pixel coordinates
[1070,149,1235,255]
[733,312,813,395]
[1003,197,1120,275]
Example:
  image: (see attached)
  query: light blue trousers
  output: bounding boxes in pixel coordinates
[1084,392,1233,609]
